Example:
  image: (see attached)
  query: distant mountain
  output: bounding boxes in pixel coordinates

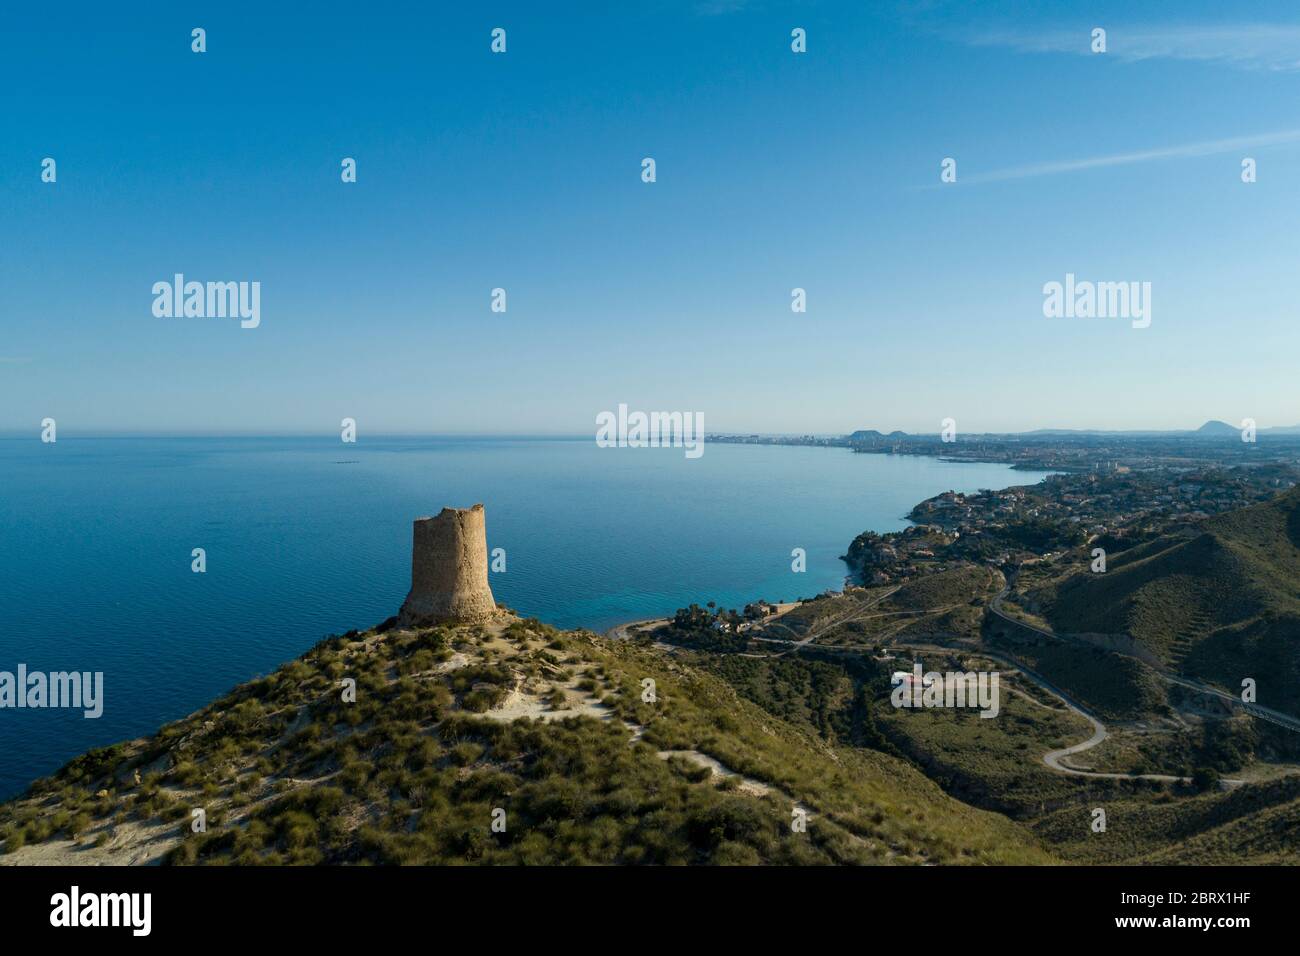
[1041,486,1300,714]
[1197,420,1300,436]
[848,422,1300,439]
[1197,420,1241,437]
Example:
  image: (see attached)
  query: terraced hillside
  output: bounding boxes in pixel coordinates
[1041,486,1300,713]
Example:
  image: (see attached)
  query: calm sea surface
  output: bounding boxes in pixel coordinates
[0,436,1051,798]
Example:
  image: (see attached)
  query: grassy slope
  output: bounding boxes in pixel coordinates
[986,637,1169,722]
[0,617,1052,866]
[1033,775,1300,864]
[1043,486,1300,708]
[719,577,1300,863]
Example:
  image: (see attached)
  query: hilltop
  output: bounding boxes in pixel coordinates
[0,613,1050,866]
[1196,420,1239,437]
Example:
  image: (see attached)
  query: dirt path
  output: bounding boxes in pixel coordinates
[654,749,780,799]
[605,618,666,642]
[745,588,901,657]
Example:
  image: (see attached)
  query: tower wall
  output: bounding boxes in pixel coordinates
[398,504,496,624]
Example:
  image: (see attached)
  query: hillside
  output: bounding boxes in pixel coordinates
[674,590,1300,864]
[1033,774,1300,864]
[0,614,1052,866]
[1041,486,1300,711]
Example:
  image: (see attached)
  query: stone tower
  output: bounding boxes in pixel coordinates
[398,504,497,625]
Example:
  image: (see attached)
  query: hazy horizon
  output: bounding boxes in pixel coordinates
[2,416,1294,440]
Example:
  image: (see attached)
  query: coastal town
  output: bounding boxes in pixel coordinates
[712,422,1300,472]
[850,456,1298,586]
[713,426,1300,591]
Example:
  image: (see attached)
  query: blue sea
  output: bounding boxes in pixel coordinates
[0,436,1051,799]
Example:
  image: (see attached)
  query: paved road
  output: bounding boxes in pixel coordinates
[988,584,1300,736]
[608,583,1284,789]
[1163,672,1300,734]
[908,640,1244,789]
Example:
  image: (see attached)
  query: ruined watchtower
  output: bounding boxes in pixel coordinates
[398,504,497,625]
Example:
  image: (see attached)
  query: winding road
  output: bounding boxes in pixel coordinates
[607,581,1274,790]
[989,582,1300,735]
[903,639,1244,789]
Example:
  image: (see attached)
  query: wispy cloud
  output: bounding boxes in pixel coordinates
[960,129,1300,184]
[968,23,1300,72]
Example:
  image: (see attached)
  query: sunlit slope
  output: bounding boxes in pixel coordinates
[1044,487,1300,710]
[0,616,1053,865]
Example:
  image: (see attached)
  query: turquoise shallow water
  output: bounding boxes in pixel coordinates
[0,436,1051,798]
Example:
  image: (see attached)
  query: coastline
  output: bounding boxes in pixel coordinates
[1,439,1053,800]
[600,451,1056,639]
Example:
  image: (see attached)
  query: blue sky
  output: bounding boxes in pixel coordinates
[3,0,1299,435]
